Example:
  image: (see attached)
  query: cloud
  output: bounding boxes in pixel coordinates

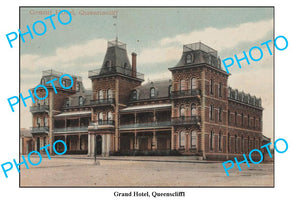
[21,38,107,72]
[138,46,182,64]
[160,19,273,51]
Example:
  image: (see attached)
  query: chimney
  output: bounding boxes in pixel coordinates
[132,52,137,77]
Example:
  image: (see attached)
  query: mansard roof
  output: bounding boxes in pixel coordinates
[130,79,172,101]
[228,86,262,108]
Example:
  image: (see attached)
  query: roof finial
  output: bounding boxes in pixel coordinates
[113,14,118,42]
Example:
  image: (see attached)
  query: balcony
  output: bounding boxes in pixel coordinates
[30,105,49,113]
[90,98,115,106]
[88,120,115,130]
[171,116,201,126]
[30,126,49,134]
[54,126,88,133]
[120,121,172,130]
[171,89,202,98]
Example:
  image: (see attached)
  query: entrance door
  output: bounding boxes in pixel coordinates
[96,135,102,155]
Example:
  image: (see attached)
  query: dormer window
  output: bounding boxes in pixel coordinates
[132,90,137,100]
[76,82,80,92]
[186,54,193,64]
[105,60,111,68]
[150,87,155,98]
[124,63,128,69]
[168,85,172,97]
[79,96,84,106]
[41,78,45,85]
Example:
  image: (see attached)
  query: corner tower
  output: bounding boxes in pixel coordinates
[169,42,229,159]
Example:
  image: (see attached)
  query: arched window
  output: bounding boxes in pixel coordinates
[180,79,186,91]
[41,78,45,85]
[37,117,41,127]
[210,131,213,151]
[209,105,213,120]
[98,112,103,124]
[168,85,172,97]
[79,96,84,106]
[241,135,244,153]
[191,131,197,148]
[180,105,185,117]
[218,131,222,151]
[107,89,113,99]
[105,60,111,68]
[132,90,137,100]
[150,87,155,98]
[179,131,186,148]
[191,78,197,90]
[98,90,103,100]
[235,112,237,125]
[235,135,238,153]
[107,112,113,121]
[191,104,197,116]
[44,117,48,126]
[186,54,192,64]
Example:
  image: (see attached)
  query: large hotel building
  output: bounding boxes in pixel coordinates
[22,39,268,160]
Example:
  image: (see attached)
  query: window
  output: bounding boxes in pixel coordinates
[76,82,80,92]
[37,99,40,106]
[44,98,48,105]
[132,90,137,100]
[168,85,172,97]
[44,117,48,126]
[43,137,47,147]
[241,113,244,127]
[258,118,261,130]
[235,112,237,125]
[98,90,104,100]
[150,87,155,98]
[218,83,222,97]
[180,105,185,117]
[210,131,213,151]
[235,135,238,153]
[41,78,45,85]
[191,104,197,116]
[107,112,113,121]
[65,98,69,107]
[209,105,213,120]
[37,117,41,127]
[241,136,244,153]
[107,89,113,99]
[191,131,197,148]
[180,79,186,91]
[219,107,222,122]
[62,80,67,88]
[191,78,197,90]
[253,117,256,128]
[218,132,222,151]
[124,62,128,69]
[186,54,193,64]
[248,114,250,127]
[79,96,84,106]
[179,131,186,148]
[105,60,111,68]
[210,79,213,95]
[98,112,103,124]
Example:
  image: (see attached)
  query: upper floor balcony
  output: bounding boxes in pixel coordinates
[54,126,88,134]
[30,126,49,134]
[30,105,49,113]
[171,116,201,126]
[120,120,172,130]
[171,89,202,99]
[88,120,115,130]
[90,98,115,106]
